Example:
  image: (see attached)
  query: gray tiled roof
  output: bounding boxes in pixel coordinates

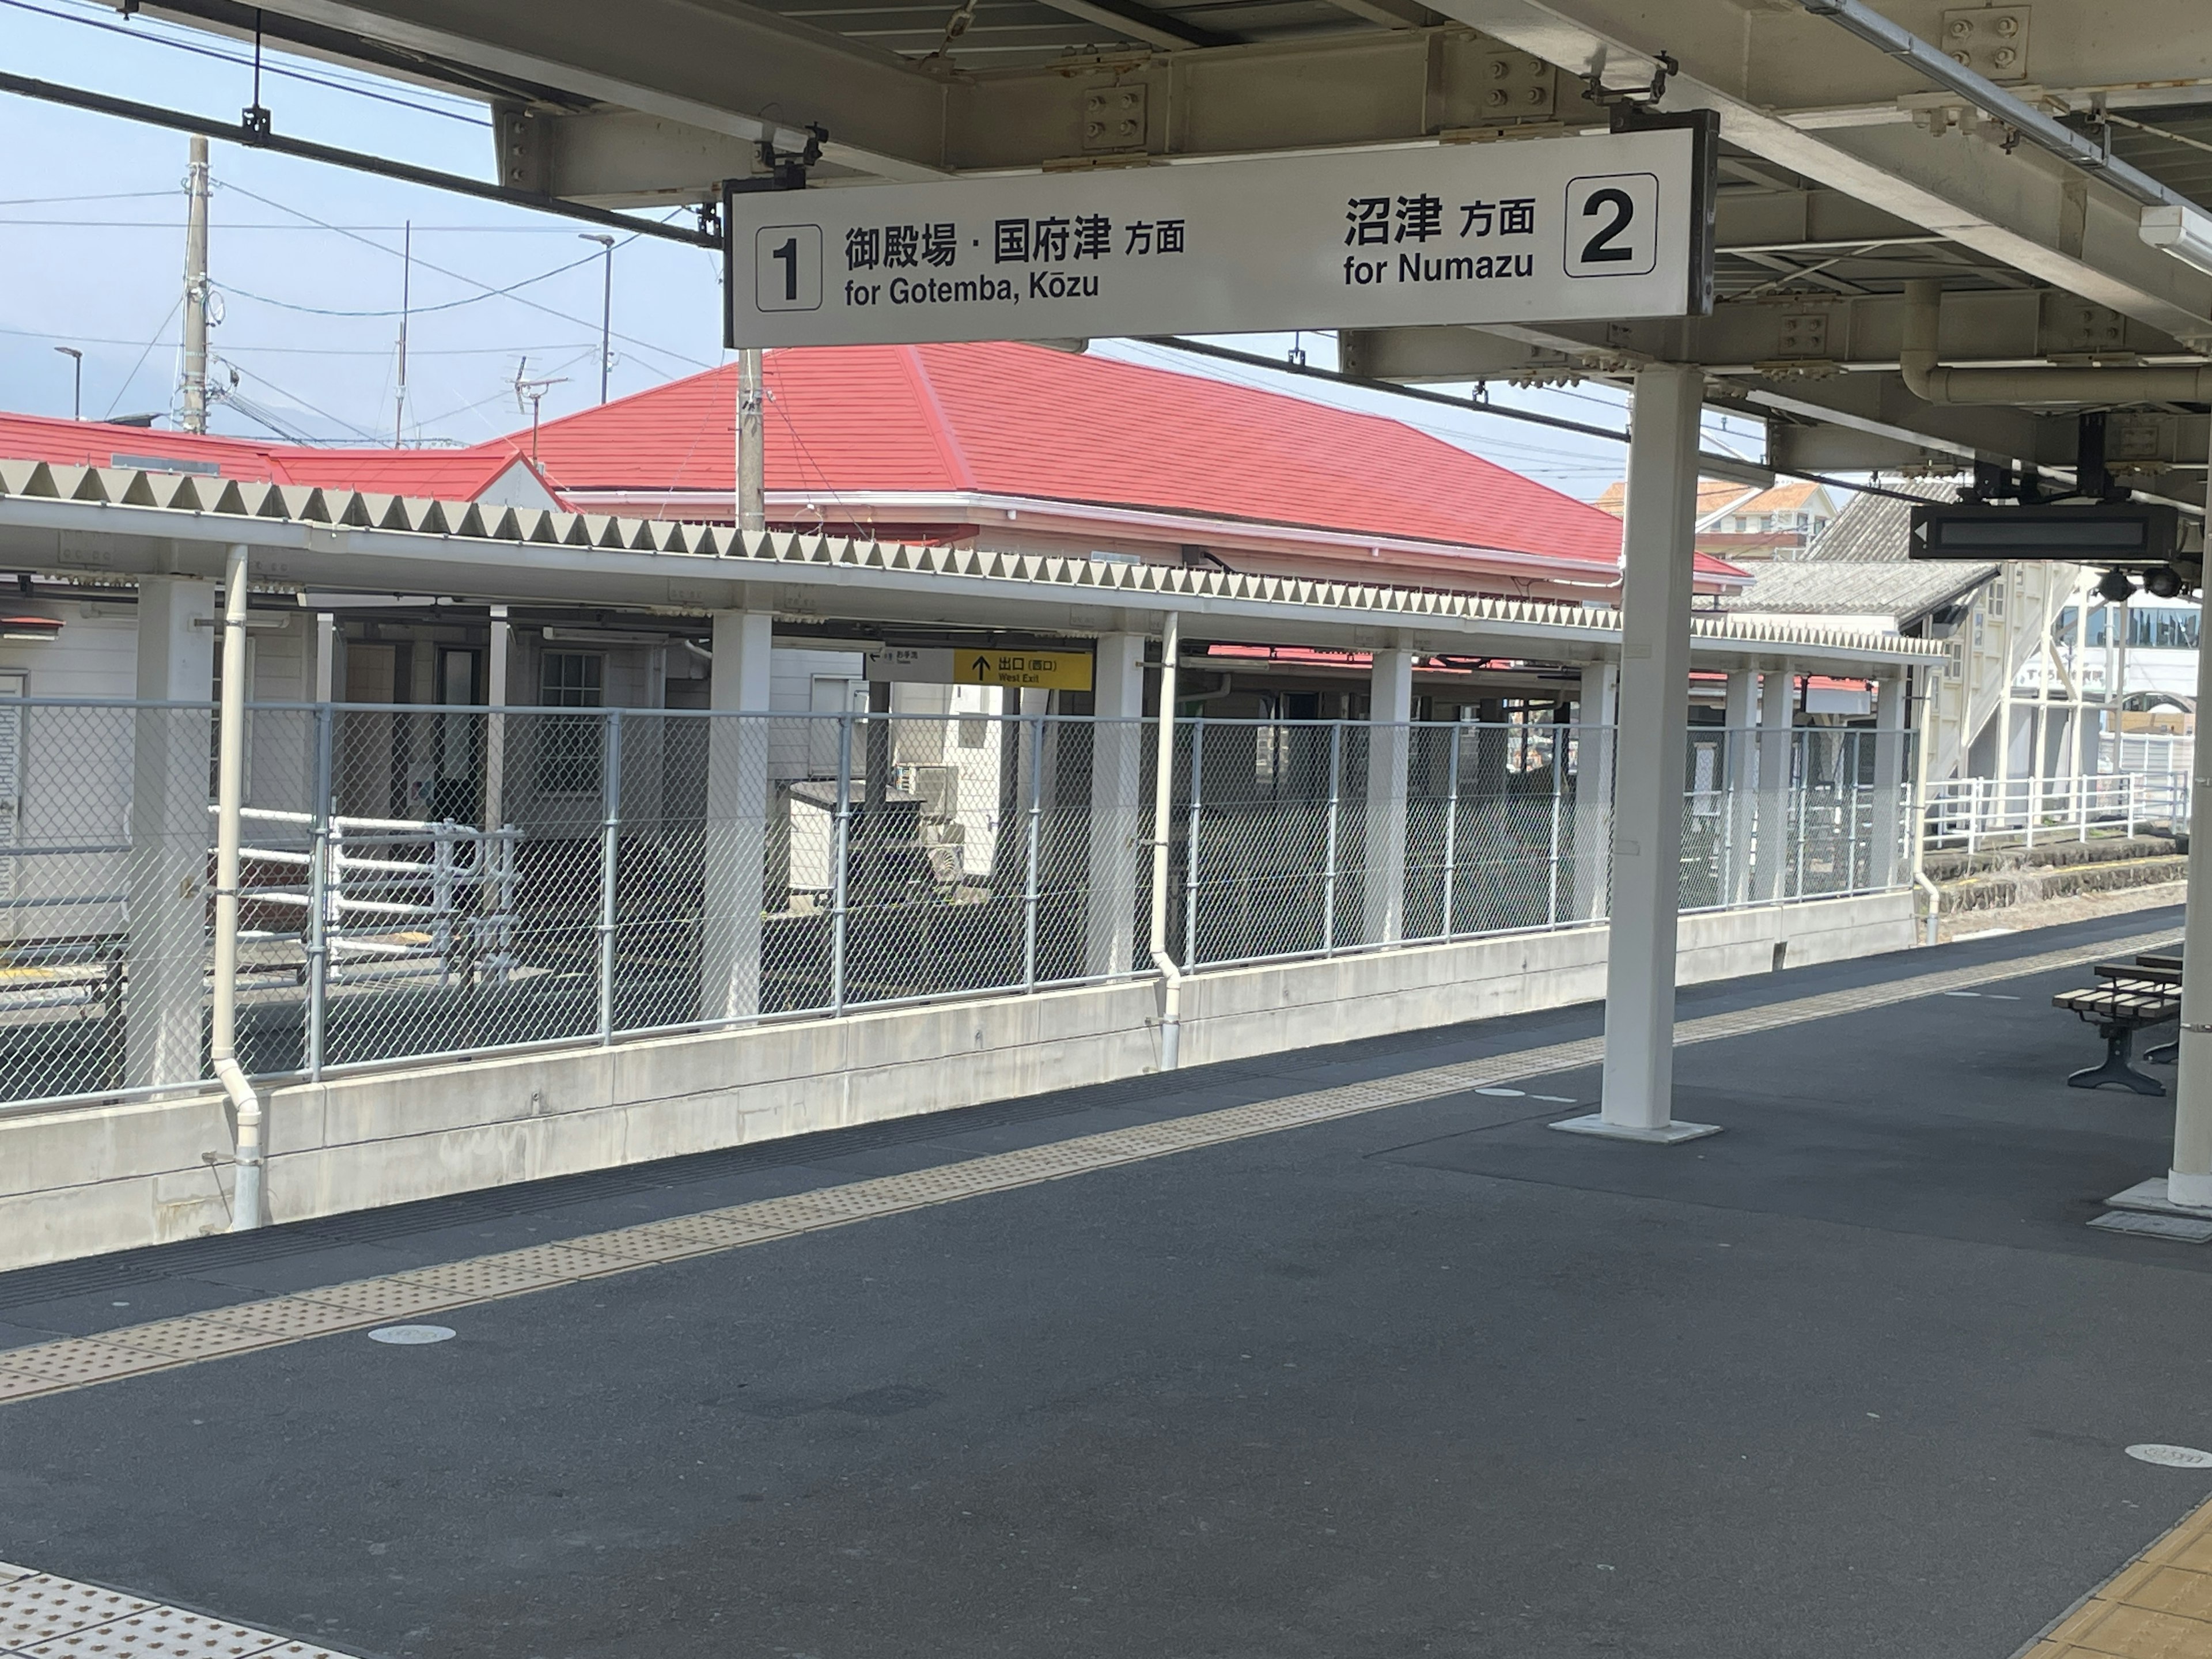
[1806,478,1959,565]
[1715,558,1993,625]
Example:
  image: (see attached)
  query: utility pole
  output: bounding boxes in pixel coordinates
[53,346,81,421]
[736,348,766,535]
[180,133,211,434]
[579,233,614,403]
[393,220,411,446]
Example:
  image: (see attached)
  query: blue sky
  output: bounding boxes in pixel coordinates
[0,0,1774,499]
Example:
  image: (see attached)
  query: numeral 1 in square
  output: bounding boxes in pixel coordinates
[756,225,823,312]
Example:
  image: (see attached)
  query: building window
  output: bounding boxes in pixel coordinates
[2133,609,2202,650]
[536,651,604,794]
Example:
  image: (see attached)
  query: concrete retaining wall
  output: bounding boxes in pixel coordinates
[0,892,1914,1271]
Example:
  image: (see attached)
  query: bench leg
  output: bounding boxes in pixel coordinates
[2147,1035,2179,1065]
[2070,1024,2167,1096]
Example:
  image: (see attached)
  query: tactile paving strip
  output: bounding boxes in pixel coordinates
[18,1605,293,1658]
[286,1278,477,1320]
[2018,1488,2212,1658]
[194,1297,389,1343]
[0,1341,176,1396]
[0,925,2174,1410]
[0,1575,154,1647]
[0,1564,351,1659]
[96,1319,273,1363]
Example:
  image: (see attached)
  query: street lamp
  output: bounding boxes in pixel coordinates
[579,233,615,403]
[53,346,81,421]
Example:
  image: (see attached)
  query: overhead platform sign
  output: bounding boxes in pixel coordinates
[725,124,1714,349]
[1909,502,2184,565]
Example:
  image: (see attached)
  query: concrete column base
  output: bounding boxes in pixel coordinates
[1548,1112,1724,1145]
[2108,1175,2212,1215]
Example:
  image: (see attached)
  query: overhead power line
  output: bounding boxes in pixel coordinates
[0,69,718,251]
[214,181,715,373]
[0,0,491,125]
[1141,336,1936,506]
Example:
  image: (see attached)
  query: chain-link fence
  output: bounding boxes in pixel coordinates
[1678,725,1911,910]
[0,700,1916,1113]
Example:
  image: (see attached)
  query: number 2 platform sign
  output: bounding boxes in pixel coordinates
[726,121,1713,349]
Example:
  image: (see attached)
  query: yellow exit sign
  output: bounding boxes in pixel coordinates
[867,647,1094,692]
[962,650,1092,691]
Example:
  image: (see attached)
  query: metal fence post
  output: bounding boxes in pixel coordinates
[830,710,854,1017]
[1022,712,1043,991]
[1323,721,1342,953]
[1844,768,1860,894]
[1442,726,1461,940]
[432,822,456,990]
[596,710,623,1045]
[304,703,334,1082]
[1547,734,1564,925]
[1182,715,1204,967]
[1791,740,1807,900]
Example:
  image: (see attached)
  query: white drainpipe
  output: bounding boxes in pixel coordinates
[1148,612,1184,1071]
[1901,280,2212,404]
[211,543,265,1230]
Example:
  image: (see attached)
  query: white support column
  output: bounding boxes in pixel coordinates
[1086,632,1146,978]
[311,612,339,703]
[2102,597,2120,767]
[1723,668,1757,906]
[1997,575,2018,828]
[698,608,774,1025]
[1753,665,1796,903]
[1363,647,1414,945]
[1557,364,1719,1145]
[2166,422,2212,1209]
[2113,599,2131,763]
[127,575,217,1090]
[1870,671,1907,889]
[483,607,510,834]
[1572,659,1618,921]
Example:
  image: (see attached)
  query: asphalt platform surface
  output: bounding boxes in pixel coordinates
[1,903,2207,1658]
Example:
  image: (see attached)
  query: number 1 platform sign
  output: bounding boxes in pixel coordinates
[726,122,1713,349]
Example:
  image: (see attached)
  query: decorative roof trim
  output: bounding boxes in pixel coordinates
[0,457,1945,662]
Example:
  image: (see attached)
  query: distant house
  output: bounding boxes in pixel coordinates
[1595,477,1839,564]
[0,344,1755,832]
[0,415,561,510]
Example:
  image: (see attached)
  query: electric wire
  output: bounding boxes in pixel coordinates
[0,0,492,125]
[216,181,714,373]
[0,323,593,357]
[100,296,181,420]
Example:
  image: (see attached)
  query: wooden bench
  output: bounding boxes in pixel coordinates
[2055,971,2181,1094]
[2100,957,2185,1063]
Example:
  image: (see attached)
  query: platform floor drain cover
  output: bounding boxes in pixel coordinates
[366,1325,455,1346]
[2127,1444,2212,1468]
[2090,1211,2212,1244]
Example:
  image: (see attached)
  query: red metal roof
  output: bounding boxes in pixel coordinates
[0,350,1748,588]
[0,412,550,501]
[509,343,1743,579]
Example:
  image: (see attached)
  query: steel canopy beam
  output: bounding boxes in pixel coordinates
[225,0,953,179]
[1419,0,2212,344]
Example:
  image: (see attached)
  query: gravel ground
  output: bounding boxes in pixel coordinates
[1939,878,2187,942]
